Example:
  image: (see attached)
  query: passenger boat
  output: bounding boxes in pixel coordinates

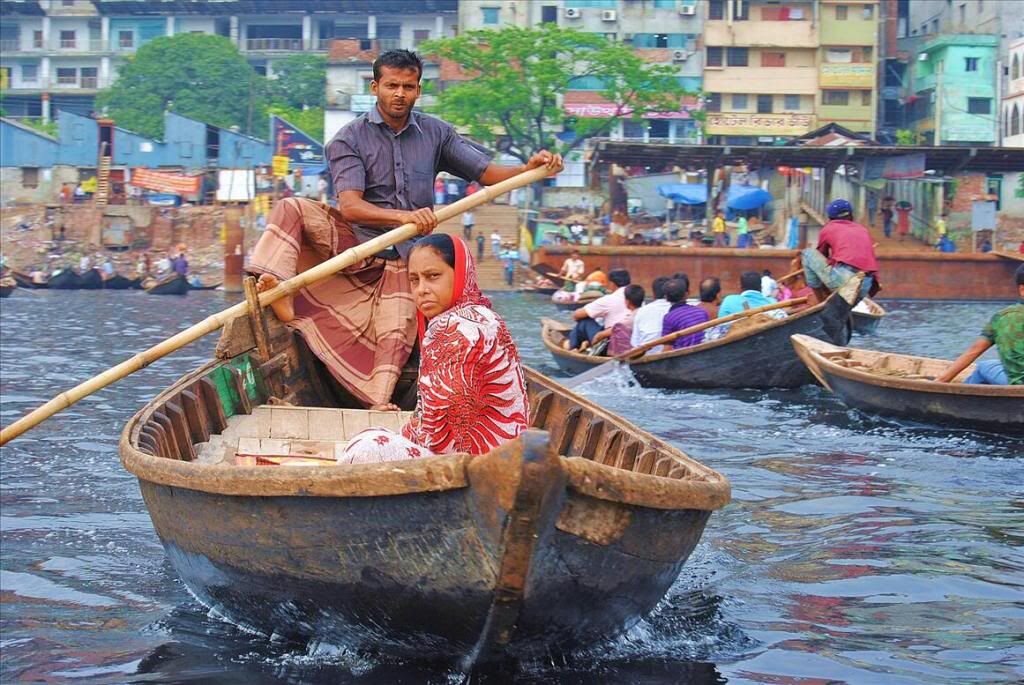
[47,269,83,289]
[541,277,859,389]
[11,271,48,289]
[119,307,729,665]
[188,280,222,291]
[146,274,190,296]
[850,297,886,335]
[103,274,137,290]
[791,334,1023,432]
[79,268,104,290]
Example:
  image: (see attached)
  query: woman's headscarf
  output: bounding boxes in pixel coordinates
[406,235,528,456]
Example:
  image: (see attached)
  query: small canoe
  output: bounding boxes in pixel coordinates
[47,269,83,290]
[851,297,886,335]
[188,280,222,291]
[791,334,1024,432]
[519,285,559,295]
[146,274,190,296]
[541,277,859,389]
[530,263,569,288]
[79,268,104,290]
[11,271,48,289]
[119,309,730,665]
[104,274,137,290]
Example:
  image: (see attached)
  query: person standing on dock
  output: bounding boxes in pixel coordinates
[798,199,880,303]
[250,49,560,409]
[895,200,913,242]
[712,210,727,247]
[935,265,1024,386]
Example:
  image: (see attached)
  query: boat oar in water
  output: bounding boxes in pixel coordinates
[562,296,809,389]
[0,165,557,446]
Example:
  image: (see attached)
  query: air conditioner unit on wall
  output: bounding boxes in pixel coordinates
[673,50,690,61]
[565,7,581,19]
[601,9,617,21]
[679,5,697,15]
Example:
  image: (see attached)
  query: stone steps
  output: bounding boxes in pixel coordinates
[435,203,523,290]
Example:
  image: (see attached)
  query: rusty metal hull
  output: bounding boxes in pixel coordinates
[138,478,710,659]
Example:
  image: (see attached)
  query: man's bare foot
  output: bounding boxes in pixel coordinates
[561,339,571,350]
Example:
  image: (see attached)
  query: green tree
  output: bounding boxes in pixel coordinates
[96,33,267,139]
[421,25,692,163]
[267,54,326,110]
[267,105,325,143]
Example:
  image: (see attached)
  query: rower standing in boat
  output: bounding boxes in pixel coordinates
[340,234,529,463]
[798,198,880,303]
[251,49,560,409]
[935,265,1024,386]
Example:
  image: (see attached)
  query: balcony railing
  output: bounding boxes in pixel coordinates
[80,76,98,89]
[0,39,18,52]
[245,37,303,51]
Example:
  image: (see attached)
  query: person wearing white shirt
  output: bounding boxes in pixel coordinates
[559,250,585,282]
[761,270,778,298]
[630,276,673,351]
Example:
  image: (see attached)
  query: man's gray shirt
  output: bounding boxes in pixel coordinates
[327,107,490,259]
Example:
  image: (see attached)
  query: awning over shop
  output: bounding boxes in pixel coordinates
[658,183,773,209]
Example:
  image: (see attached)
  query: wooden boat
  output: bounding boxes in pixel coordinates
[79,268,104,290]
[11,270,48,289]
[850,297,886,335]
[541,277,859,389]
[519,285,559,295]
[188,280,222,291]
[791,334,1024,432]
[146,274,190,296]
[530,263,569,288]
[103,274,137,290]
[119,308,730,665]
[47,269,83,289]
[0,278,15,298]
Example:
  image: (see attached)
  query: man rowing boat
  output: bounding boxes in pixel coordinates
[251,49,561,409]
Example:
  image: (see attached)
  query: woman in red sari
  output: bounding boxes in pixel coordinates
[341,233,529,463]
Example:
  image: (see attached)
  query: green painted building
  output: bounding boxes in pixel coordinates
[910,34,998,146]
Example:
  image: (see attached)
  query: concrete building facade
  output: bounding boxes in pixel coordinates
[909,34,999,146]
[1002,37,1024,149]
[817,0,878,135]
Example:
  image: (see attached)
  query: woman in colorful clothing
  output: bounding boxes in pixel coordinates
[341,233,530,463]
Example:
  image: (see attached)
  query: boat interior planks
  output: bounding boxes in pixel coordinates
[791,334,1024,432]
[119,304,730,663]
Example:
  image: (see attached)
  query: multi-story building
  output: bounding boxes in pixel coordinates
[702,0,823,144]
[456,0,704,143]
[817,0,878,136]
[0,0,456,125]
[1003,37,1024,148]
[908,33,999,146]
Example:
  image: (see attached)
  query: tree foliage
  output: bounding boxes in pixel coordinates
[267,105,325,142]
[421,25,692,163]
[267,54,327,110]
[96,33,267,139]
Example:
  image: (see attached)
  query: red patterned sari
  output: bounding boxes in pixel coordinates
[341,236,529,462]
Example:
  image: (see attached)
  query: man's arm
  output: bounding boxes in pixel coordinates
[337,190,437,235]
[935,338,992,382]
[478,150,563,186]
[572,306,591,321]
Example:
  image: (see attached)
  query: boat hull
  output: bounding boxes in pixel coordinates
[850,298,885,335]
[0,285,13,298]
[104,275,137,290]
[11,271,47,289]
[79,269,104,290]
[791,335,1024,432]
[48,270,82,289]
[147,275,190,295]
[138,478,710,659]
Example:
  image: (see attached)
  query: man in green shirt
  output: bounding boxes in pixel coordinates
[936,265,1024,385]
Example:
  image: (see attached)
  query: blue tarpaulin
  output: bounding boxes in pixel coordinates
[658,183,773,210]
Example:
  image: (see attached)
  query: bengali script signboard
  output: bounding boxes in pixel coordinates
[564,103,695,119]
[705,112,814,136]
[129,169,201,195]
[819,63,875,88]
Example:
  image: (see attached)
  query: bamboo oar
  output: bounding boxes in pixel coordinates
[0,165,555,446]
[562,296,809,389]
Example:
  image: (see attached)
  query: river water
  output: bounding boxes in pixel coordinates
[1,290,1021,684]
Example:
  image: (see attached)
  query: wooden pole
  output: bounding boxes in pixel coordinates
[0,165,556,446]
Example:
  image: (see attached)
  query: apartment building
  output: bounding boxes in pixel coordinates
[0,0,456,124]
[457,0,704,143]
[817,1,878,135]
[908,33,998,146]
[1004,37,1024,148]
